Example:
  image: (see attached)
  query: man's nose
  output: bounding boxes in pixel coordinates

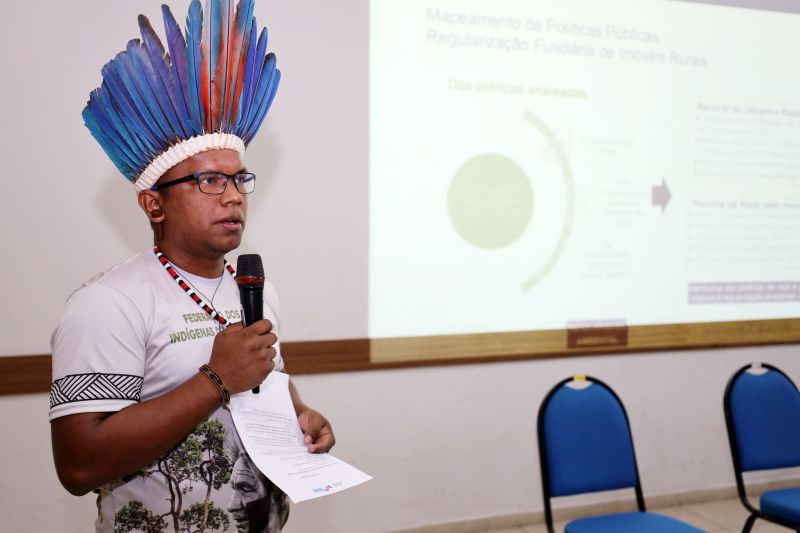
[220,176,244,204]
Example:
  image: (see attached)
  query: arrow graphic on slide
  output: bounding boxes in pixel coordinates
[652,178,671,213]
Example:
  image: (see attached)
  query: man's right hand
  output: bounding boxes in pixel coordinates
[208,319,277,394]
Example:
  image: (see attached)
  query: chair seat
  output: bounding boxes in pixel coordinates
[565,511,706,532]
[760,486,800,525]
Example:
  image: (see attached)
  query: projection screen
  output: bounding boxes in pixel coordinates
[368,0,800,362]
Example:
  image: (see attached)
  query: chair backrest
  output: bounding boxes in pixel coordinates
[724,363,800,473]
[537,376,644,508]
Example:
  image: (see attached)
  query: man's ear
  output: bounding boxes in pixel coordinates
[137,190,166,223]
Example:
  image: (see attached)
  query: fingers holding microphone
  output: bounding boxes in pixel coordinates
[250,319,278,393]
[207,319,278,394]
[242,318,278,389]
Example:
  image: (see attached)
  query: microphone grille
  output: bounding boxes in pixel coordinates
[236,254,264,278]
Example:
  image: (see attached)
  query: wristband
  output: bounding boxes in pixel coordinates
[199,364,231,410]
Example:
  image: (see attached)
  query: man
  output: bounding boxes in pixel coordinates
[49,2,333,532]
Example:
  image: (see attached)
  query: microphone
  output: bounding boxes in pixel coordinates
[236,254,265,394]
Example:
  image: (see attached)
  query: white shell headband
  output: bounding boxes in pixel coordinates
[82,0,280,191]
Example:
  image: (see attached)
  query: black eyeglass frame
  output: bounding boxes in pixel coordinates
[150,171,257,195]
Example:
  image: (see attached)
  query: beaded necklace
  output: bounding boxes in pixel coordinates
[153,246,236,326]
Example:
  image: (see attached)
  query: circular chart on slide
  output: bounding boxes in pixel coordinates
[446,110,575,291]
[448,153,534,249]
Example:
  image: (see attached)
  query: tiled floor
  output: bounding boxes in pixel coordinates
[481,497,793,532]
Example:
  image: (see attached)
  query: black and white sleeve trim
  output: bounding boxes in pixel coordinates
[50,373,143,409]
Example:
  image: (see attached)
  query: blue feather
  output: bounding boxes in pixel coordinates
[161,6,198,135]
[111,48,167,142]
[235,22,258,129]
[97,83,150,164]
[241,28,268,133]
[104,90,161,166]
[209,0,219,78]
[245,65,279,144]
[224,0,254,129]
[251,26,268,101]
[100,61,160,151]
[84,92,137,179]
[138,15,189,139]
[124,39,182,140]
[186,0,205,131]
[242,51,275,139]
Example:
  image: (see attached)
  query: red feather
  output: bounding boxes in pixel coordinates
[226,0,253,123]
[210,0,229,131]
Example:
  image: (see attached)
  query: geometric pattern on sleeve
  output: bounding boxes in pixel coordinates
[50,373,144,409]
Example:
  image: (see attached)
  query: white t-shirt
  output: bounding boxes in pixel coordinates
[50,251,288,533]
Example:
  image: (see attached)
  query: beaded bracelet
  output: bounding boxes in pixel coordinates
[199,364,231,410]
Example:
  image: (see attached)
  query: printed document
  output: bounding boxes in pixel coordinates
[230,371,372,503]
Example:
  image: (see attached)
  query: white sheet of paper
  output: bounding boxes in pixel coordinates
[229,371,372,503]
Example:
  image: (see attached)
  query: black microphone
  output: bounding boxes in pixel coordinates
[236,254,265,394]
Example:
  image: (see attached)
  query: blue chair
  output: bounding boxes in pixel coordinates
[723,363,800,532]
[537,376,706,533]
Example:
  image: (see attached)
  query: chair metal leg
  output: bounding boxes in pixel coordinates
[741,513,757,533]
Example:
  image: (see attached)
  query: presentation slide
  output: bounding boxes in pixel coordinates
[369,0,800,339]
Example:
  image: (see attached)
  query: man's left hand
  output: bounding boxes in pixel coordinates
[297,408,335,453]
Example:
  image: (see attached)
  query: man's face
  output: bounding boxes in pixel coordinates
[228,452,271,533]
[155,149,248,258]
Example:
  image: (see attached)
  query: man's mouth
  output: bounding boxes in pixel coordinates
[218,216,243,230]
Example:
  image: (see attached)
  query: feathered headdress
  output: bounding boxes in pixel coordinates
[83,0,280,191]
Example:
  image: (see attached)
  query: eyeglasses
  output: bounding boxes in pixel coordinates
[151,171,257,195]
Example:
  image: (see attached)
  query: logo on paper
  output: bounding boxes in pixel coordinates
[312,481,344,494]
